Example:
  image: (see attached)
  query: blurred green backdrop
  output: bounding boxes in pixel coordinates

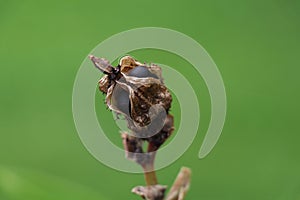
[1,0,300,199]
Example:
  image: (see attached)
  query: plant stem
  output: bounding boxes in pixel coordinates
[143,166,158,185]
[142,149,157,186]
[165,167,191,200]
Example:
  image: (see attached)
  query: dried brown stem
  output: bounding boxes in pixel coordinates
[143,170,158,186]
[122,115,192,200]
[165,167,191,200]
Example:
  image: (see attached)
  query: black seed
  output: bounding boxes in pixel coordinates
[128,66,158,79]
[111,84,131,116]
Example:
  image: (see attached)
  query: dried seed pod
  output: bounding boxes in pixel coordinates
[90,55,173,139]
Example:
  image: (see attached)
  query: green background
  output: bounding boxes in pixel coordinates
[1,0,300,199]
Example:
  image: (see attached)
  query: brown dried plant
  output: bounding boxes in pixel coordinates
[90,55,191,200]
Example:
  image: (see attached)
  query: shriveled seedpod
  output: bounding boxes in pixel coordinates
[90,55,173,139]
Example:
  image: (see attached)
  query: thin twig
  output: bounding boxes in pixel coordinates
[166,167,191,200]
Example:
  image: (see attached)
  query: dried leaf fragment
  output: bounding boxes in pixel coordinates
[132,185,167,200]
